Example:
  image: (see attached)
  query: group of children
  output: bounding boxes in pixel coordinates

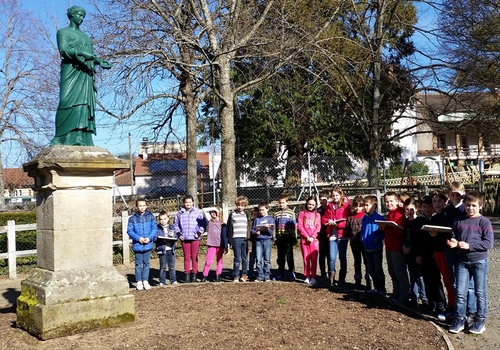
[127,183,493,335]
[351,183,493,336]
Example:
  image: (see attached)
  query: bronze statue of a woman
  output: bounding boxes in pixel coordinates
[50,6,111,146]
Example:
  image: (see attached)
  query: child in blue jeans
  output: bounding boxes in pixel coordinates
[127,199,157,290]
[156,211,178,286]
[447,190,494,335]
[251,202,275,282]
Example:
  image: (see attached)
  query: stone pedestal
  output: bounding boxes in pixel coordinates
[16,145,135,340]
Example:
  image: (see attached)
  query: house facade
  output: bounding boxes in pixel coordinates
[134,140,214,195]
[395,92,500,175]
[3,168,35,203]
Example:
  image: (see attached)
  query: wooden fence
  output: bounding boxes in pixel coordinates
[0,213,133,280]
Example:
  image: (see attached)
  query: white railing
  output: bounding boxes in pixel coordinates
[0,221,37,279]
[385,171,481,187]
[1,212,134,280]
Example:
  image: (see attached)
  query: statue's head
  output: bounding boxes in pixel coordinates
[67,6,86,20]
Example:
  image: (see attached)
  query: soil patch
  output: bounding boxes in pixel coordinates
[0,280,447,349]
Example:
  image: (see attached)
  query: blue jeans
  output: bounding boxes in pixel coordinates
[328,238,348,281]
[232,237,248,278]
[159,250,177,284]
[455,258,488,319]
[135,250,152,282]
[256,239,272,280]
[406,252,427,303]
[365,248,385,293]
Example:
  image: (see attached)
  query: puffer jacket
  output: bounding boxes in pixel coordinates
[173,206,206,240]
[127,210,158,253]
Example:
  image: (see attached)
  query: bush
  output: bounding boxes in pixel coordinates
[0,211,36,225]
[384,161,429,179]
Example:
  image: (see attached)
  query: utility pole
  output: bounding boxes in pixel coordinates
[129,133,134,196]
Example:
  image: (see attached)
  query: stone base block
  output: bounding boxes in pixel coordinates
[16,267,135,340]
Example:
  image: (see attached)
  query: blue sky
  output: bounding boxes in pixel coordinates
[1,1,155,168]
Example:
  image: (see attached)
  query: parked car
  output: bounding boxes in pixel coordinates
[144,186,185,199]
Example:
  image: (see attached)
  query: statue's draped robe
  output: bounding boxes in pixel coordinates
[50,27,96,146]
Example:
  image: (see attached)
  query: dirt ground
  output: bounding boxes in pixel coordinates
[1,220,499,350]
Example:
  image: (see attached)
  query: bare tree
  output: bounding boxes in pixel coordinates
[0,0,56,208]
[85,0,209,199]
[297,0,419,186]
[88,0,295,204]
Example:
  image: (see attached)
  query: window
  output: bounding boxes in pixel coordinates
[461,135,469,150]
[437,134,446,149]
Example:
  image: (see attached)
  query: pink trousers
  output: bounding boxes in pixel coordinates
[300,239,319,279]
[182,240,200,274]
[203,246,224,276]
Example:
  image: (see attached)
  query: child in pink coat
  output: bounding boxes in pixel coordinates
[297,196,321,285]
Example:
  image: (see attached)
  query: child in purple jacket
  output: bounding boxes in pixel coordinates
[174,195,207,283]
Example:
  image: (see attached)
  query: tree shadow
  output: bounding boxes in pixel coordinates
[332,288,446,324]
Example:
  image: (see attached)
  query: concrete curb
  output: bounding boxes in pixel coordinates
[429,321,455,350]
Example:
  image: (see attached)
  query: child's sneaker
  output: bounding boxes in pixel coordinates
[310,278,317,285]
[255,279,263,283]
[469,317,486,335]
[233,277,240,283]
[142,280,151,290]
[215,275,221,283]
[438,309,454,322]
[272,273,282,281]
[240,275,248,282]
[466,313,476,329]
[304,278,310,284]
[136,281,144,290]
[449,317,465,334]
[289,271,296,281]
[171,281,179,285]
[159,283,165,286]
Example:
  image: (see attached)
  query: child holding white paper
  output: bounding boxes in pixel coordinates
[156,211,178,286]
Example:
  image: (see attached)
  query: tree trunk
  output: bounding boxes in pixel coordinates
[367,143,381,188]
[283,144,304,197]
[185,98,198,202]
[367,0,384,188]
[218,56,237,205]
[180,55,199,203]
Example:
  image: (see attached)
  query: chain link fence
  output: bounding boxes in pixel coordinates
[117,153,383,211]
[231,154,373,205]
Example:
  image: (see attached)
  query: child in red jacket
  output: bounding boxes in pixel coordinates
[321,186,350,286]
[378,192,409,305]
